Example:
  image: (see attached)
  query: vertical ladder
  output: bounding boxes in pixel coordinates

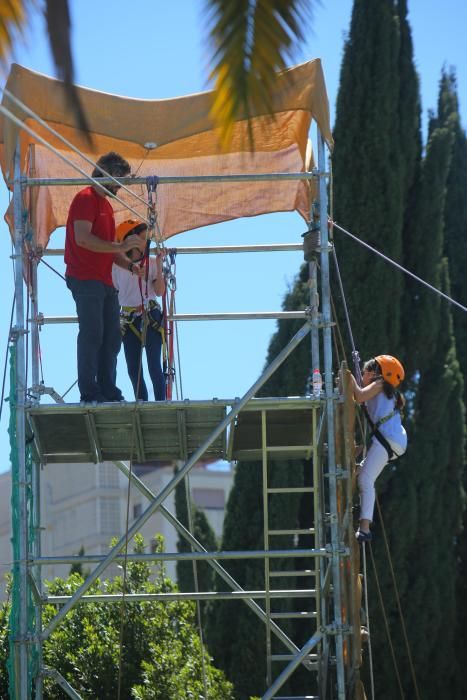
[261,403,323,697]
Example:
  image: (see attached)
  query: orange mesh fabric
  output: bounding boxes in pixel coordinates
[0,60,332,246]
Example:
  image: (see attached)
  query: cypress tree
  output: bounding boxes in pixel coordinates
[369,84,465,698]
[400,121,453,377]
[437,68,467,696]
[332,0,420,361]
[440,68,467,395]
[380,262,464,700]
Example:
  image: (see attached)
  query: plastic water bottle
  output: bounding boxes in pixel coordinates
[312,369,323,398]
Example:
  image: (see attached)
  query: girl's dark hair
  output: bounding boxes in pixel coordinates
[363,358,405,411]
[124,223,147,239]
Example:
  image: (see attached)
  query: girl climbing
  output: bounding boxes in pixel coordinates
[351,355,407,542]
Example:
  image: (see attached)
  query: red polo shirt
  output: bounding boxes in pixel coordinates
[65,186,116,286]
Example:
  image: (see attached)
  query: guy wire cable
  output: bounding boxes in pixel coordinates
[331,219,467,316]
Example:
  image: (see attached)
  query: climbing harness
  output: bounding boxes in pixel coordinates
[121,299,164,340]
[361,404,401,462]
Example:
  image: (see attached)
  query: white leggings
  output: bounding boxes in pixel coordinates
[358,438,403,521]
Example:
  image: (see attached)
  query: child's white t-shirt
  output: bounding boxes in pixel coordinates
[112,259,159,307]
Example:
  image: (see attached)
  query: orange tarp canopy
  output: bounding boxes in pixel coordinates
[0,60,332,247]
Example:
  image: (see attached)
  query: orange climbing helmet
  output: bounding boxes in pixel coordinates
[115,219,147,242]
[375,355,405,388]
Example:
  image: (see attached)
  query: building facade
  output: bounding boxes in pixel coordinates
[0,461,233,598]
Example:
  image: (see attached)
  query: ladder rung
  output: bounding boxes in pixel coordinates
[270,611,317,619]
[268,529,315,536]
[266,445,313,452]
[269,570,316,578]
[267,487,314,494]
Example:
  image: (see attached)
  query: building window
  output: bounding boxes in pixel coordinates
[192,488,225,510]
[98,463,120,488]
[133,502,142,520]
[100,498,121,534]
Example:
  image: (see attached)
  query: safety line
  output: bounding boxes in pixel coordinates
[331,220,467,315]
[375,496,421,700]
[331,244,358,359]
[331,242,420,699]
[368,544,405,699]
[361,544,375,700]
[167,283,209,694]
[116,290,150,700]
[37,257,66,282]
[60,379,77,400]
[184,473,210,699]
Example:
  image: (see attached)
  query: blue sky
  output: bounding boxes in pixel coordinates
[0,0,466,472]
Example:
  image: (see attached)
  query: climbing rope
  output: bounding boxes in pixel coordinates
[368,544,405,699]
[361,543,375,700]
[116,310,148,700]
[375,496,421,700]
[330,241,421,699]
[115,178,205,697]
[162,250,177,399]
[184,475,210,700]
[173,296,184,401]
[37,257,66,282]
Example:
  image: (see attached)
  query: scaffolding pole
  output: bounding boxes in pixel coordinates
[6,123,354,698]
[318,131,346,699]
[11,144,31,699]
[16,172,319,187]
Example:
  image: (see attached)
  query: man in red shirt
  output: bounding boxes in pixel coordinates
[65,151,145,402]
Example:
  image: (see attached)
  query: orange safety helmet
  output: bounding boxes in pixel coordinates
[375,355,405,388]
[115,219,147,242]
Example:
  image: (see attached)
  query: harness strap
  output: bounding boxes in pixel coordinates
[374,409,397,430]
[121,300,164,342]
[362,404,397,461]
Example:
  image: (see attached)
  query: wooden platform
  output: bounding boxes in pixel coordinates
[26,398,321,465]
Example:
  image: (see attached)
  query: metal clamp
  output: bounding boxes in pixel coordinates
[30,384,65,404]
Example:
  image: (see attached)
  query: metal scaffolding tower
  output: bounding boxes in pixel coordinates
[8,129,364,699]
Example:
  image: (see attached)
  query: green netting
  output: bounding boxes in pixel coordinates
[7,344,38,698]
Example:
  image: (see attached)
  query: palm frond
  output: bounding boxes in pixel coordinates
[205,0,316,149]
[45,0,91,140]
[0,0,26,62]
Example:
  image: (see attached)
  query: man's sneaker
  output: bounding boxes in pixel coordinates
[81,393,106,403]
[356,529,372,543]
[104,390,125,402]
